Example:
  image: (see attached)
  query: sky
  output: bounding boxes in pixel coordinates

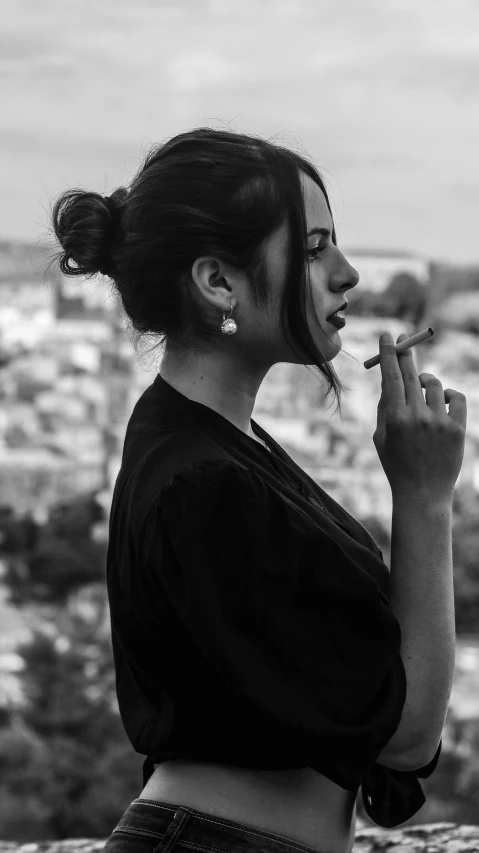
[2,0,479,264]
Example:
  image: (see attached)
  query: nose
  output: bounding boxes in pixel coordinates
[331,250,360,294]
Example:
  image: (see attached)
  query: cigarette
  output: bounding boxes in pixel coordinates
[364,327,435,369]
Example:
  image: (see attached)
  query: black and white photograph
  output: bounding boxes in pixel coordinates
[0,2,478,851]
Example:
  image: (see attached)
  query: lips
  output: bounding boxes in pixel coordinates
[327,301,348,320]
[328,314,346,328]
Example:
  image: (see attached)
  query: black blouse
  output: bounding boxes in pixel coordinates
[106,372,441,829]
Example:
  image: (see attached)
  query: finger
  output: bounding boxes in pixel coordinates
[419,373,445,413]
[444,388,467,431]
[395,332,424,408]
[379,332,405,409]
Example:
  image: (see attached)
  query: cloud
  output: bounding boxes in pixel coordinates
[1,0,479,261]
[169,52,243,91]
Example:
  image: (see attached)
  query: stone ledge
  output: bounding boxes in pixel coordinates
[1,823,479,852]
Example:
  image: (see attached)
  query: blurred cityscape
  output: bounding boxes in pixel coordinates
[0,239,478,642]
[0,237,478,834]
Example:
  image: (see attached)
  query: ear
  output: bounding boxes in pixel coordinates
[191,256,240,310]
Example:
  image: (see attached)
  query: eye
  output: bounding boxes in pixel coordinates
[308,244,326,261]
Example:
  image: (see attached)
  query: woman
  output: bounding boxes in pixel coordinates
[49,128,466,853]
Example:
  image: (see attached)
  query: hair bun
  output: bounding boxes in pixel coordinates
[97,193,124,275]
[103,194,119,222]
[103,188,128,229]
[51,186,128,279]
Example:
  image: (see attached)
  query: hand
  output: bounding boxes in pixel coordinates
[373,332,467,503]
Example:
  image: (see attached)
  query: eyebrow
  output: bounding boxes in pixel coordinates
[307,227,331,238]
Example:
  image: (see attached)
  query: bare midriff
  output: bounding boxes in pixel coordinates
[139,760,358,853]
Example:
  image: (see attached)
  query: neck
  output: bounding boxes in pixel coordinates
[159,348,271,437]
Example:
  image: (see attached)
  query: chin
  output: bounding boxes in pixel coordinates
[322,331,342,359]
[282,327,342,366]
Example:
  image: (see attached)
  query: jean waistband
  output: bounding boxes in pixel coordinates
[112,797,327,853]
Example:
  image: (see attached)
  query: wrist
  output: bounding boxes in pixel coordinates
[391,491,454,513]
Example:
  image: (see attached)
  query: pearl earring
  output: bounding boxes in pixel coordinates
[221,301,237,335]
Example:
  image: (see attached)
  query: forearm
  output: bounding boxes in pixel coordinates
[387,497,455,762]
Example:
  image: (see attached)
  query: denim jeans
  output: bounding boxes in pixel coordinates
[103,797,327,853]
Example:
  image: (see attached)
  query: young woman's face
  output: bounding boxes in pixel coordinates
[260,171,360,365]
[188,170,360,372]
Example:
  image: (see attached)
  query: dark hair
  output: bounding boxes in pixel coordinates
[47,127,352,417]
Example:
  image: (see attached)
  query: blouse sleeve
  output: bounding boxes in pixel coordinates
[143,459,439,827]
[361,738,442,827]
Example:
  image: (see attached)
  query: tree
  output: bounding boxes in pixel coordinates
[383,272,427,325]
[1,495,106,608]
[0,614,139,840]
[0,493,141,840]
